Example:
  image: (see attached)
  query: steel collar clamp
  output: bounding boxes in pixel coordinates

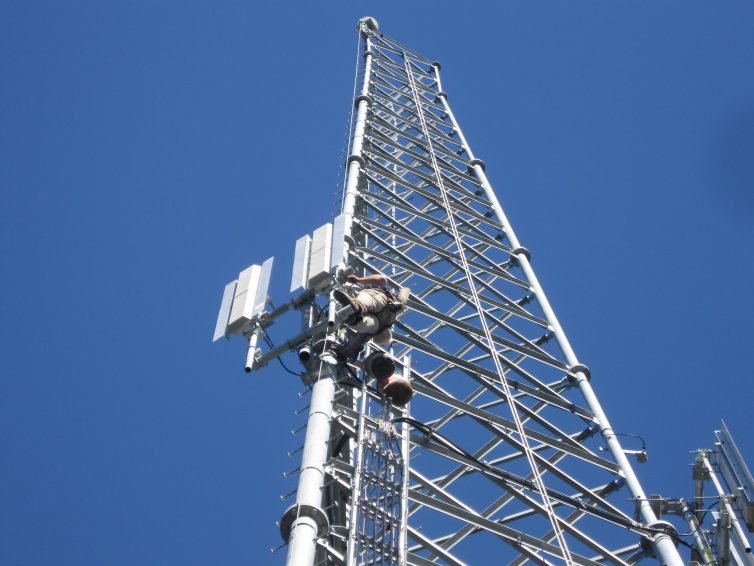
[347,154,366,167]
[510,247,531,263]
[354,94,373,108]
[639,520,680,556]
[468,158,486,173]
[568,363,591,382]
[279,503,329,543]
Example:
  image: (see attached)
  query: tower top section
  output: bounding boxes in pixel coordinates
[358,16,379,34]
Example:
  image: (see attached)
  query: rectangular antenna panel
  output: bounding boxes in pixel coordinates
[227,263,262,334]
[212,280,237,342]
[716,421,754,532]
[330,213,346,270]
[307,223,332,290]
[253,257,274,316]
[290,235,311,293]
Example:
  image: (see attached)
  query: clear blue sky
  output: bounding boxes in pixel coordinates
[2,2,753,564]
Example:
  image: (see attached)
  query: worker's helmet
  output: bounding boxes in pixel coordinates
[377,373,413,407]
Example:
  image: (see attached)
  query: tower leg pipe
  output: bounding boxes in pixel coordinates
[431,63,684,566]
[284,376,335,566]
[340,32,373,248]
[286,24,375,566]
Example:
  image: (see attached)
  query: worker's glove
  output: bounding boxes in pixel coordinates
[335,265,354,285]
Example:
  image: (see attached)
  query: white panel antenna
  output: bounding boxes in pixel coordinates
[253,257,274,316]
[219,256,275,336]
[307,223,332,290]
[227,264,261,335]
[212,280,237,342]
[290,235,311,293]
[330,213,347,270]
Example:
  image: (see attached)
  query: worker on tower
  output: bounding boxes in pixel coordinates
[322,271,409,363]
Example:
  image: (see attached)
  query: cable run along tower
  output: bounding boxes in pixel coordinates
[214,18,692,566]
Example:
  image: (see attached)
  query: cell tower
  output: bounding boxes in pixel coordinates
[214,17,753,566]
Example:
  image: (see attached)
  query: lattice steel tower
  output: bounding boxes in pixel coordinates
[214,17,701,566]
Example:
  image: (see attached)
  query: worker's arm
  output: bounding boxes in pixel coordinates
[346,273,388,287]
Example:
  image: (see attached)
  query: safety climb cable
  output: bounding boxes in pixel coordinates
[401,54,575,565]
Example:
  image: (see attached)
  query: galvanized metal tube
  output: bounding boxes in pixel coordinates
[341,34,373,245]
[399,356,411,566]
[719,509,732,566]
[431,63,684,566]
[679,498,715,565]
[695,453,706,524]
[287,24,375,566]
[244,330,260,373]
[346,382,369,566]
[285,376,335,566]
[327,292,337,327]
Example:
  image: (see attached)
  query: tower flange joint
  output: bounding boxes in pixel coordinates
[569,363,591,382]
[639,520,680,556]
[279,503,330,543]
[511,246,531,262]
[354,94,373,108]
[347,154,366,167]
